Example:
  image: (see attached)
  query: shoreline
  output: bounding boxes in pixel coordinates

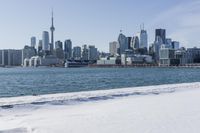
[1,82,200,133]
[89,64,200,68]
[1,64,200,68]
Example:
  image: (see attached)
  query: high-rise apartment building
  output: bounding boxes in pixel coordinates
[140,30,148,49]
[64,39,72,60]
[73,46,81,60]
[42,31,50,51]
[31,37,36,48]
[155,29,166,44]
[88,45,98,61]
[109,41,118,56]
[82,45,89,60]
[118,33,128,55]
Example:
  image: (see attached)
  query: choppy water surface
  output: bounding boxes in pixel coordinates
[0,67,200,98]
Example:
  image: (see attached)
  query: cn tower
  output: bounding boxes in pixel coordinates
[50,10,55,54]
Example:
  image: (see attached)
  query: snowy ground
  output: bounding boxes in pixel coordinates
[0,82,200,133]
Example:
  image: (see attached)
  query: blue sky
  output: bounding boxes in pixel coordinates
[0,0,199,52]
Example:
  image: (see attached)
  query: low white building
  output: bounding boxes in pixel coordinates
[23,55,61,67]
[97,57,116,65]
[121,54,153,65]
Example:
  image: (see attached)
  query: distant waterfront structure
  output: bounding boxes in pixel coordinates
[88,45,98,61]
[55,40,63,49]
[50,10,55,54]
[0,49,22,66]
[0,50,2,65]
[139,29,148,49]
[133,36,140,49]
[55,41,64,59]
[73,46,81,60]
[42,31,50,52]
[109,41,118,56]
[118,33,128,55]
[38,40,43,56]
[155,29,166,44]
[64,39,72,60]
[159,47,176,66]
[165,38,172,48]
[22,46,36,65]
[153,36,163,63]
[172,41,180,50]
[82,44,89,60]
[31,37,36,48]
[126,37,132,49]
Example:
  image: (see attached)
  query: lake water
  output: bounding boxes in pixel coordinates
[0,67,200,98]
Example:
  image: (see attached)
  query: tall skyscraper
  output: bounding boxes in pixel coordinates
[165,38,172,48]
[82,44,89,61]
[154,36,163,63]
[55,41,63,49]
[50,10,55,54]
[126,37,132,49]
[172,41,180,50]
[109,41,118,56]
[118,33,128,55]
[73,46,81,60]
[155,29,166,44]
[88,45,98,61]
[140,30,148,49]
[42,31,50,51]
[132,36,140,49]
[38,40,43,56]
[55,41,64,59]
[31,37,36,48]
[64,39,72,60]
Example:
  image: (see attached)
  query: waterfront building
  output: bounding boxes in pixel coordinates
[22,45,37,65]
[1,50,8,66]
[38,40,43,57]
[64,39,72,60]
[31,37,36,48]
[159,47,177,66]
[175,49,187,65]
[24,55,61,67]
[121,53,152,65]
[73,46,81,60]
[127,37,132,49]
[0,50,2,66]
[82,44,89,61]
[165,38,172,48]
[55,41,63,49]
[97,57,117,65]
[50,10,55,54]
[42,31,50,53]
[55,41,64,59]
[186,47,200,63]
[109,41,118,56]
[0,49,22,66]
[172,41,180,50]
[118,33,128,55]
[132,36,140,49]
[88,45,98,61]
[139,30,148,49]
[153,36,163,63]
[155,29,166,44]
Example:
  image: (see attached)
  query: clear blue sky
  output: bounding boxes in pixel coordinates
[0,0,199,52]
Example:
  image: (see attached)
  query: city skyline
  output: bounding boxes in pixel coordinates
[0,0,200,52]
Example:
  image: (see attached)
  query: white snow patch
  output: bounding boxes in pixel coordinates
[0,82,200,133]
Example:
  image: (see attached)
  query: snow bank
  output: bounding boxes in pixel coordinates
[0,82,200,133]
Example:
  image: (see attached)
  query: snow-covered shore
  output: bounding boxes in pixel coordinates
[0,82,200,133]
